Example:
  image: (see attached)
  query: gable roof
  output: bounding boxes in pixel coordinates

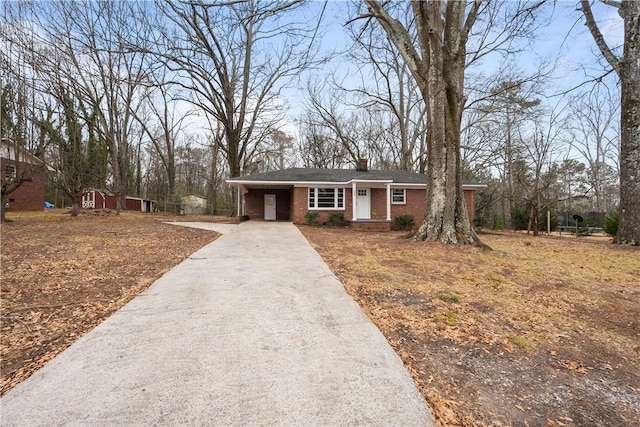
[1,138,45,166]
[227,168,485,188]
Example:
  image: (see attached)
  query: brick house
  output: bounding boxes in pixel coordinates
[1,138,47,212]
[227,162,485,231]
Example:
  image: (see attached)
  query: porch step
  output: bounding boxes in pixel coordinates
[349,220,392,231]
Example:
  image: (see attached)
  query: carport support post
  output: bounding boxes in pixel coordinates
[352,182,357,221]
[237,187,241,217]
[386,184,391,221]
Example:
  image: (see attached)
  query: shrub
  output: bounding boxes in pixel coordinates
[604,210,619,236]
[326,212,346,226]
[394,214,415,230]
[492,214,505,230]
[511,205,529,231]
[304,211,320,226]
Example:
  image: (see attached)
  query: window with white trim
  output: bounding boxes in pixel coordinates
[392,188,406,204]
[5,165,16,179]
[308,188,344,209]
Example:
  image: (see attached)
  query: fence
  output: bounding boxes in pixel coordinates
[161,202,234,218]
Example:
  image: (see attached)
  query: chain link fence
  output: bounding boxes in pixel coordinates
[161,202,234,218]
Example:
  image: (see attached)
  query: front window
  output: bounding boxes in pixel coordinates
[5,165,16,179]
[308,188,344,209]
[392,188,406,204]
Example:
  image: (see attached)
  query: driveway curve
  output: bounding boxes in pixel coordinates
[1,221,436,426]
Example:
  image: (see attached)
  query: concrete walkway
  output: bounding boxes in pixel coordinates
[1,222,436,426]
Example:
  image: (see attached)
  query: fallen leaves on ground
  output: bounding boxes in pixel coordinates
[300,226,640,427]
[1,210,219,395]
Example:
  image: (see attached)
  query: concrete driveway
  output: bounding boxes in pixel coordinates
[1,221,436,426]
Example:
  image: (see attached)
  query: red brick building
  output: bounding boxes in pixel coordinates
[227,164,484,231]
[82,189,155,213]
[1,138,47,212]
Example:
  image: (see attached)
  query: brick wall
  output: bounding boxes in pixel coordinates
[389,188,425,223]
[281,186,477,226]
[245,188,292,220]
[292,187,354,224]
[464,189,476,224]
[1,158,45,211]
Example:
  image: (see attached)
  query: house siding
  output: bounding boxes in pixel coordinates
[245,188,292,220]
[125,198,142,211]
[1,158,45,212]
[292,187,355,224]
[83,190,153,212]
[464,190,476,224]
[291,186,477,226]
[389,188,425,223]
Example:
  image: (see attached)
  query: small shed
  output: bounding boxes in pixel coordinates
[82,189,154,213]
[181,195,207,215]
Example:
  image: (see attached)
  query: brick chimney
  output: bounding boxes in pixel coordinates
[356,158,368,172]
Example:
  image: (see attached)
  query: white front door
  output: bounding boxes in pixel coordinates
[356,188,371,219]
[264,194,276,220]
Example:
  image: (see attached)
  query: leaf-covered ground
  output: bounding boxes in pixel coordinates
[2,213,638,426]
[300,226,640,427]
[1,210,220,395]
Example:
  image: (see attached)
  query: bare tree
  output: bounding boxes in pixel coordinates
[514,105,565,235]
[580,0,640,245]
[34,85,93,217]
[304,82,372,167]
[24,0,154,214]
[133,68,196,202]
[248,129,296,173]
[344,4,427,171]
[477,79,542,228]
[156,0,324,181]
[297,110,351,169]
[360,1,546,244]
[569,86,620,212]
[1,3,47,221]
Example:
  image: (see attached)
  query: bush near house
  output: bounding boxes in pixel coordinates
[326,212,346,226]
[394,214,415,230]
[304,211,320,226]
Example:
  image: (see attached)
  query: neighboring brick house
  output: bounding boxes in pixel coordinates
[1,138,47,212]
[227,162,485,231]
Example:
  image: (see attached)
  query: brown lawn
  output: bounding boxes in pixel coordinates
[2,212,638,426]
[1,210,221,394]
[300,226,640,427]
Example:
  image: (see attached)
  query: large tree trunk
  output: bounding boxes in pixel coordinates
[581,0,639,245]
[615,0,640,245]
[409,1,480,245]
[365,0,482,245]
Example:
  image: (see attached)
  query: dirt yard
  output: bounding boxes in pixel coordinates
[1,210,221,395]
[2,213,639,426]
[300,227,640,427]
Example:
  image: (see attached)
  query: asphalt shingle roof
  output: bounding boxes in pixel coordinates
[228,168,428,184]
[228,168,485,187]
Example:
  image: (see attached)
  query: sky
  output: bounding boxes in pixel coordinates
[273,1,623,123]
[4,0,623,168]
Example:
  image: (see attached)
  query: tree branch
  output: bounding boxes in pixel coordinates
[580,0,620,75]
